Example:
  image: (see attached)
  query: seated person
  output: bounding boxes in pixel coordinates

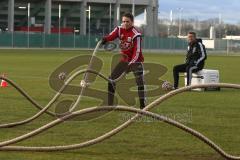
[173,31,207,89]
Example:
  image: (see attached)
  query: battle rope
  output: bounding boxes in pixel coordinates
[0,80,239,159]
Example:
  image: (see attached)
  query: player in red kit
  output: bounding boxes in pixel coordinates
[102,13,146,109]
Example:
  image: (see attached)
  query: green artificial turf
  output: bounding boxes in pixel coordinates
[0,49,239,160]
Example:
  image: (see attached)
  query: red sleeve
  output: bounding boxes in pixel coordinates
[104,27,119,42]
[129,36,142,64]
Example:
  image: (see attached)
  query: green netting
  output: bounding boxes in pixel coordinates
[0,32,229,51]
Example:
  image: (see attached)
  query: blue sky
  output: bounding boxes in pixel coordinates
[136,0,240,25]
[159,0,240,24]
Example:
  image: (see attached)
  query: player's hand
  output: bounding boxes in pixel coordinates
[102,41,117,51]
[101,37,107,45]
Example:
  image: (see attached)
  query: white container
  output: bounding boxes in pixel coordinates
[185,69,220,91]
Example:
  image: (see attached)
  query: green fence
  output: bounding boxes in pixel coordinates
[2,32,240,54]
[142,36,188,50]
[0,32,190,50]
[0,32,101,48]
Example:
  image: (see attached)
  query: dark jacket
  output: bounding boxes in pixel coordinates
[186,39,207,68]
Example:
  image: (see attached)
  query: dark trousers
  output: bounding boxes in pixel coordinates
[108,62,146,109]
[173,63,203,89]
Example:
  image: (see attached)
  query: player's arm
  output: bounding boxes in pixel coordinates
[102,27,119,44]
[129,35,142,65]
[195,42,206,66]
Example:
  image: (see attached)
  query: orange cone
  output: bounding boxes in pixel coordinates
[1,74,8,88]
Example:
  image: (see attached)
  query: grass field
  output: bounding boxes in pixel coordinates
[0,49,239,160]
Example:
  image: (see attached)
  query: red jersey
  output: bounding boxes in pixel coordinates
[104,26,144,64]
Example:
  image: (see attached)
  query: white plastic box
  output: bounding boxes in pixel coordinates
[184,69,220,91]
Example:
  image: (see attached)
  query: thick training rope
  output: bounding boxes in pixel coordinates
[69,40,103,112]
[0,77,240,159]
[69,40,120,112]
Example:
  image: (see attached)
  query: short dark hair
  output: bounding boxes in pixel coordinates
[188,31,197,37]
[122,13,134,22]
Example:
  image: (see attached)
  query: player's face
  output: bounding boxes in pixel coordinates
[187,34,196,43]
[122,16,133,29]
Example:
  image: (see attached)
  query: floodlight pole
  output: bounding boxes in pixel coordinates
[168,10,173,36]
[27,3,30,48]
[109,3,112,32]
[11,28,14,47]
[58,4,61,48]
[178,8,183,37]
[86,5,91,48]
[132,0,135,16]
[73,27,76,48]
